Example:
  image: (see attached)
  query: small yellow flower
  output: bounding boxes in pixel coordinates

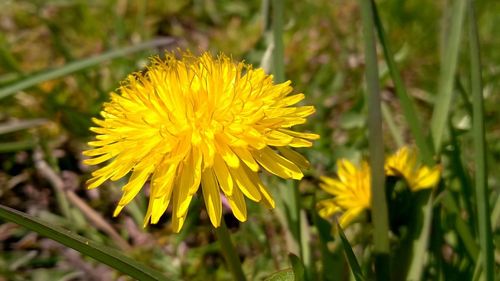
[83,51,318,232]
[317,159,371,228]
[385,146,441,191]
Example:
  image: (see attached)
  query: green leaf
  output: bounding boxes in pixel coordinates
[358,0,390,278]
[441,192,479,262]
[0,140,36,153]
[289,254,305,281]
[264,269,294,281]
[0,38,175,100]
[381,102,404,147]
[468,0,495,279]
[372,3,434,164]
[337,222,365,281]
[311,195,342,281]
[0,204,168,281]
[430,0,467,152]
[405,191,434,281]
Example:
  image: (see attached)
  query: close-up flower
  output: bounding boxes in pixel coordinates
[317,159,371,228]
[83,51,319,232]
[385,146,441,191]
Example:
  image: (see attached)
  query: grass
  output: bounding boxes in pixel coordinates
[0,1,498,280]
[468,0,495,279]
[358,0,389,278]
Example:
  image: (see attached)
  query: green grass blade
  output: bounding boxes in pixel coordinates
[372,4,439,279]
[441,192,479,262]
[491,195,500,230]
[214,220,247,281]
[372,4,434,164]
[430,0,467,153]
[299,210,313,280]
[0,35,22,73]
[272,0,285,84]
[472,258,483,281]
[337,222,364,281]
[405,2,466,279]
[406,192,434,281]
[0,38,175,100]
[271,0,303,259]
[312,210,341,281]
[0,119,48,135]
[358,0,390,279]
[467,1,495,280]
[0,140,36,153]
[381,102,404,147]
[449,125,477,228]
[289,254,306,281]
[0,204,168,281]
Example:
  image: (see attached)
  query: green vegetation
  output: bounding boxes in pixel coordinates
[0,1,498,280]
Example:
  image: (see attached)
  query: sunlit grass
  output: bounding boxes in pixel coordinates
[0,1,498,280]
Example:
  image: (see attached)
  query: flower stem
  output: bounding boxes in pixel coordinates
[468,0,495,280]
[215,220,246,281]
[358,0,390,279]
[272,0,303,258]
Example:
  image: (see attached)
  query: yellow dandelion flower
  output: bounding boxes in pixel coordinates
[385,146,441,191]
[83,51,319,232]
[317,159,371,228]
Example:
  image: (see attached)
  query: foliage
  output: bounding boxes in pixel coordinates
[0,0,498,280]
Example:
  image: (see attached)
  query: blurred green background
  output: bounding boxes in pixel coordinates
[0,0,498,280]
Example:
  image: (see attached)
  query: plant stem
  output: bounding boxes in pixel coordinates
[215,220,246,281]
[272,0,285,84]
[468,0,494,280]
[430,0,466,153]
[372,4,434,165]
[358,0,390,279]
[272,0,303,258]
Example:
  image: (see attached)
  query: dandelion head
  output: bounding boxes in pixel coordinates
[317,159,371,228]
[385,146,441,191]
[83,51,319,232]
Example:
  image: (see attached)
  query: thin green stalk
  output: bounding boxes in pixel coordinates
[449,118,477,227]
[0,140,35,153]
[358,0,390,279]
[0,204,167,281]
[372,3,434,164]
[272,0,285,83]
[299,210,313,280]
[261,0,271,32]
[272,0,303,258]
[312,195,343,281]
[405,3,465,279]
[372,14,438,278]
[492,195,500,230]
[468,1,494,280]
[430,0,467,153]
[406,192,434,280]
[0,118,47,135]
[441,192,479,262]
[0,38,175,100]
[337,222,364,281]
[381,102,404,147]
[214,220,246,281]
[472,259,483,281]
